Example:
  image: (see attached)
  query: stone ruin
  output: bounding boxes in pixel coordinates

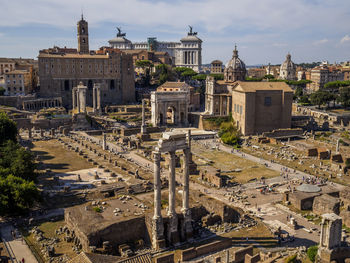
[317,213,350,263]
[151,131,193,249]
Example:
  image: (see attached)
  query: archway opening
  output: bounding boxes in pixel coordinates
[167,106,176,125]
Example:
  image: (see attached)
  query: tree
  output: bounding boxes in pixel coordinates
[324,80,350,91]
[0,87,5,96]
[307,246,318,262]
[135,60,154,85]
[337,86,350,108]
[218,116,241,147]
[0,140,37,182]
[310,90,332,108]
[209,73,224,80]
[0,175,40,215]
[153,64,176,85]
[294,86,303,98]
[0,112,17,145]
[264,74,275,80]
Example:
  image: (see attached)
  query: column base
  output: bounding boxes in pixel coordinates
[152,216,165,250]
[169,231,180,246]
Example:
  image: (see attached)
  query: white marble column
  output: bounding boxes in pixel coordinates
[76,89,80,113]
[168,151,178,244]
[102,132,107,150]
[152,151,164,249]
[93,86,97,113]
[153,151,162,219]
[182,148,190,213]
[141,99,146,134]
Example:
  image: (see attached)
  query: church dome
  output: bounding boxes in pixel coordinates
[224,45,246,82]
[279,53,297,80]
[225,46,246,71]
[280,53,295,71]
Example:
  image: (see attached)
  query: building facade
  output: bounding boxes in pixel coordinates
[205,45,246,116]
[210,60,223,74]
[231,81,293,136]
[310,65,344,91]
[38,16,135,108]
[4,70,32,96]
[279,53,297,80]
[109,27,202,72]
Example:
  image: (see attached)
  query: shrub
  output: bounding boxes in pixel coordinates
[93,206,102,213]
[307,245,318,262]
[284,254,297,263]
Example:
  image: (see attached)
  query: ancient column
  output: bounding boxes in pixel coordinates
[152,151,164,249]
[168,151,179,244]
[28,128,32,140]
[102,133,107,150]
[141,99,147,134]
[81,87,87,113]
[96,85,101,115]
[50,128,55,137]
[182,148,190,212]
[336,139,340,153]
[93,85,97,113]
[182,147,193,239]
[76,89,80,113]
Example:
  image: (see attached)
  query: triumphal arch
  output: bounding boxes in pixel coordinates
[151,82,190,127]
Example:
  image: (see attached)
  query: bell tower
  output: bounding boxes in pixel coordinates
[77,14,89,54]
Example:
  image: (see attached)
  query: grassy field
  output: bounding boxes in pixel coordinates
[31,139,94,173]
[192,144,279,184]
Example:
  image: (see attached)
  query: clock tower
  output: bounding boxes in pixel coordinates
[77,14,89,54]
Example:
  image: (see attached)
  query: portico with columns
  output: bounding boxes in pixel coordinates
[152,131,193,249]
[72,81,88,114]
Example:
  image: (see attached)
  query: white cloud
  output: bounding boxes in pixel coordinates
[313,39,328,45]
[340,35,350,44]
[1,0,350,34]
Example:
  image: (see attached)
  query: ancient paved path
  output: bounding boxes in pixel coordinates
[0,223,38,263]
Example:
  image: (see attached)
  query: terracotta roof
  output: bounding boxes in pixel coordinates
[38,53,109,59]
[233,81,293,93]
[157,81,193,91]
[6,70,29,74]
[117,253,152,263]
[122,50,147,55]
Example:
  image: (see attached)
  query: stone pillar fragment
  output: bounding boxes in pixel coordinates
[182,148,193,239]
[168,151,179,245]
[152,151,164,249]
[102,133,107,150]
[141,99,147,134]
[28,128,32,139]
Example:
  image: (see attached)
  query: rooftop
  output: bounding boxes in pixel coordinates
[233,81,293,93]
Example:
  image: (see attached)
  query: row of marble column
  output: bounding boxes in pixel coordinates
[152,147,191,248]
[72,82,101,114]
[183,51,197,65]
[23,99,62,111]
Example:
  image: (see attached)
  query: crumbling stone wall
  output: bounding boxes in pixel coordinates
[191,191,241,223]
[65,208,149,252]
[180,239,232,261]
[313,194,340,215]
[340,189,350,210]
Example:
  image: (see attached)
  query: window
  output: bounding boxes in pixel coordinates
[240,105,242,114]
[234,104,236,113]
[264,97,272,106]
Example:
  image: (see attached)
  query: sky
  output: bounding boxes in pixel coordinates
[0,0,350,65]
